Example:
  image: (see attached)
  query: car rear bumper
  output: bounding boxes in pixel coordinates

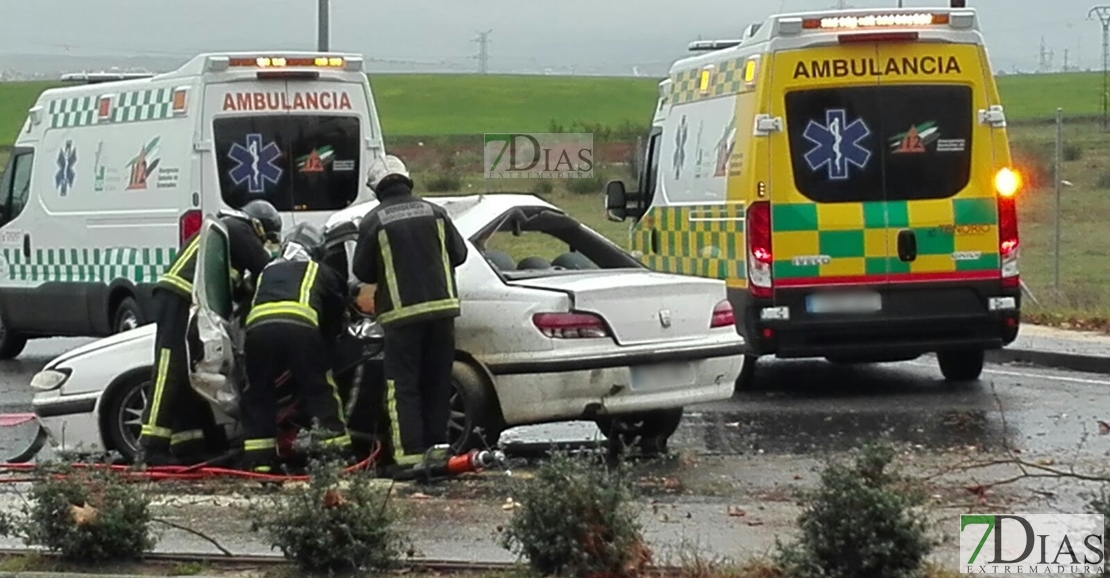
[32,391,104,454]
[489,354,741,426]
[731,281,1021,360]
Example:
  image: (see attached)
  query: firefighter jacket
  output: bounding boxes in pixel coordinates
[245,258,348,343]
[352,182,469,328]
[157,217,271,302]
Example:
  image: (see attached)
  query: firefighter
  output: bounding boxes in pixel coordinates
[138,200,282,467]
[351,155,468,474]
[240,223,352,473]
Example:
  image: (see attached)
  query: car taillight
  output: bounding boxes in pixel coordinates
[710,300,735,328]
[995,169,1021,288]
[532,312,610,339]
[746,201,772,298]
[179,209,202,248]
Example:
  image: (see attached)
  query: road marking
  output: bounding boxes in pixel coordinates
[907,360,1110,386]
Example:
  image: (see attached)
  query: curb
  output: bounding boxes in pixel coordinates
[987,347,1110,375]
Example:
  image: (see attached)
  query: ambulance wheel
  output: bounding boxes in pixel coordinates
[447,361,501,453]
[112,297,143,334]
[103,372,148,463]
[596,408,683,457]
[937,349,985,382]
[0,312,27,360]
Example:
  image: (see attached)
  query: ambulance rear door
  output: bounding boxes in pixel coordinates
[201,59,373,231]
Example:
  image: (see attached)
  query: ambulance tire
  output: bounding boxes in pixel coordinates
[937,349,985,382]
[112,297,144,334]
[448,361,501,453]
[0,312,27,360]
[596,408,683,457]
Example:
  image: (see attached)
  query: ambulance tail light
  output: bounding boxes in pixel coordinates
[746,201,773,299]
[998,193,1020,289]
[179,210,202,248]
[838,31,920,44]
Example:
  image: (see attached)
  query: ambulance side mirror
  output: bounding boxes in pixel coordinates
[605,180,630,222]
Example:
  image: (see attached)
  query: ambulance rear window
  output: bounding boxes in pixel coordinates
[214,115,361,212]
[784,85,972,203]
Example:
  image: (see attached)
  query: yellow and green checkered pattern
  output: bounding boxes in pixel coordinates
[47,88,177,129]
[631,205,746,280]
[771,198,1000,280]
[670,57,750,106]
[1,246,179,284]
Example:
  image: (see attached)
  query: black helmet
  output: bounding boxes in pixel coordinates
[281,222,326,261]
[240,200,283,243]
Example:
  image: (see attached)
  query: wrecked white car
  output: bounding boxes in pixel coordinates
[31,194,746,461]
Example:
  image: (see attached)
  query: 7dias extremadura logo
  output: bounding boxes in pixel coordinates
[960,514,1105,574]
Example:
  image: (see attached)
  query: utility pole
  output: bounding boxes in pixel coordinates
[472,29,492,74]
[317,0,330,51]
[1065,48,1070,72]
[1088,6,1110,130]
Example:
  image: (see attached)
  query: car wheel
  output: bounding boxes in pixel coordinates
[113,297,143,334]
[447,361,501,453]
[937,349,985,382]
[0,311,28,360]
[103,373,149,462]
[733,354,757,395]
[595,408,684,457]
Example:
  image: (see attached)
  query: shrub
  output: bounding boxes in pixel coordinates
[424,172,464,193]
[530,179,554,196]
[1097,171,1110,190]
[20,462,156,562]
[565,175,605,196]
[249,454,406,574]
[774,444,931,578]
[501,450,650,578]
[1064,143,1083,162]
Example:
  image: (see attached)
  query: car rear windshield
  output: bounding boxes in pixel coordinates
[784,84,972,203]
[214,115,361,212]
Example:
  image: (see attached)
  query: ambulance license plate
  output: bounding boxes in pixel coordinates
[630,362,695,392]
[805,292,882,314]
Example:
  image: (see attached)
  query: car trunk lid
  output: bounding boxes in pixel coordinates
[507,271,724,346]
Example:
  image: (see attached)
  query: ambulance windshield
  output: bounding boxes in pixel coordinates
[213,115,361,212]
[785,84,972,203]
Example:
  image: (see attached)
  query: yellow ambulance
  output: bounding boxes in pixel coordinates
[605,3,1022,384]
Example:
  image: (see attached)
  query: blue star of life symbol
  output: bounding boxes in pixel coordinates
[55,140,77,196]
[803,109,871,181]
[228,134,283,194]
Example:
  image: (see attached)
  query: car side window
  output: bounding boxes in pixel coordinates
[0,151,33,225]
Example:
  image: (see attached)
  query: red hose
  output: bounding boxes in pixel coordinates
[0,441,381,484]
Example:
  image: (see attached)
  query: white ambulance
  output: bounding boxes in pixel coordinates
[0,52,386,358]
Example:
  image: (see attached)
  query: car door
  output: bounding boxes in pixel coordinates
[188,216,239,414]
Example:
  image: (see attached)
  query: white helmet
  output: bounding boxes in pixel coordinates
[367,154,411,192]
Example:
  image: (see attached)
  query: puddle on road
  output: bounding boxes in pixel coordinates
[673,409,1010,455]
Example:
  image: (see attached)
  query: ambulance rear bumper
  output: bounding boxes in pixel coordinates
[731,282,1021,361]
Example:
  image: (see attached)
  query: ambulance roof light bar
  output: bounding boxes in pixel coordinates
[204,54,363,73]
[777,8,975,36]
[688,39,744,52]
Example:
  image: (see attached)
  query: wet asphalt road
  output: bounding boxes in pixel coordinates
[1,338,1109,462]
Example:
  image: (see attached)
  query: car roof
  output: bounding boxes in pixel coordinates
[325,193,562,237]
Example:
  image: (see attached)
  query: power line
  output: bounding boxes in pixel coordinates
[1088,6,1110,129]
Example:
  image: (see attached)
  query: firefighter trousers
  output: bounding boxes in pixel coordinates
[242,321,351,469]
[138,290,223,458]
[383,317,455,465]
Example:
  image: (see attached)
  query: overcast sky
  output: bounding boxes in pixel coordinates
[0,0,1097,75]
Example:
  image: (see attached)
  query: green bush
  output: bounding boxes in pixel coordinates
[565,175,605,196]
[1097,171,1110,190]
[501,451,649,578]
[20,462,156,562]
[1064,143,1084,162]
[249,455,406,574]
[530,179,554,196]
[424,172,464,193]
[774,444,931,578]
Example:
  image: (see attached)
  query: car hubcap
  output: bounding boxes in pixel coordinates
[119,382,149,456]
[119,313,138,332]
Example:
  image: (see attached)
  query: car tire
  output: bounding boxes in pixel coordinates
[937,349,985,382]
[113,297,143,334]
[596,408,684,457]
[102,372,150,463]
[733,354,757,395]
[447,361,501,453]
[0,311,27,360]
